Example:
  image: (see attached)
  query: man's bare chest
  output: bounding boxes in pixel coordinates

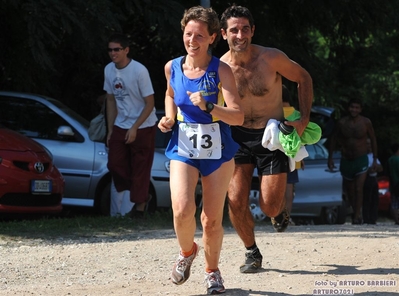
[340,121,367,139]
[232,64,277,98]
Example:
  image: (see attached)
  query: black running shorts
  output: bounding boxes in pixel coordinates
[231,126,289,175]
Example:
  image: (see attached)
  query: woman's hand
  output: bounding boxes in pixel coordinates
[158,116,175,133]
[187,91,206,111]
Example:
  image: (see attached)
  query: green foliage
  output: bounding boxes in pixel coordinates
[0,0,398,152]
[0,0,123,117]
[116,0,186,109]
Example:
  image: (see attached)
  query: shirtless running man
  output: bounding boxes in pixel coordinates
[220,5,313,273]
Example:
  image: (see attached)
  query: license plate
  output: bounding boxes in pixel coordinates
[31,180,52,194]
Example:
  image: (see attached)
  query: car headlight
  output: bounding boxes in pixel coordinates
[164,160,170,173]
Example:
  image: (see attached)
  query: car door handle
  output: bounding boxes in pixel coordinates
[325,168,340,173]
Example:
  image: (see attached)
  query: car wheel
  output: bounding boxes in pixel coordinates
[318,199,347,224]
[249,187,267,221]
[98,181,111,216]
[335,199,348,224]
[147,186,157,213]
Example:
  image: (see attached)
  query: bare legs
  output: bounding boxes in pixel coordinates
[201,160,234,270]
[227,164,255,247]
[227,163,286,247]
[170,161,198,253]
[284,183,294,214]
[170,159,234,270]
[344,172,368,223]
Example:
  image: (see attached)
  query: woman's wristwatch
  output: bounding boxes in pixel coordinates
[204,101,214,113]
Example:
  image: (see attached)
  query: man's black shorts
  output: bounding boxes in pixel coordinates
[231,126,289,175]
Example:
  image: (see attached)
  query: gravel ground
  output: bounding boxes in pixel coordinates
[0,222,398,296]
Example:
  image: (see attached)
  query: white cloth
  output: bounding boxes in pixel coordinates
[103,59,158,129]
[261,119,281,151]
[261,119,309,172]
[367,152,381,177]
[110,180,134,217]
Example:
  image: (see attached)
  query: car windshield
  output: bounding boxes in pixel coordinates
[46,97,90,128]
[0,94,88,140]
[305,142,328,160]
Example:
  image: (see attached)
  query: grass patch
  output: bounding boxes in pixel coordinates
[0,204,235,244]
[0,209,175,242]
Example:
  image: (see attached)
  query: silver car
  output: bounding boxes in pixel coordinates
[293,139,346,223]
[0,91,171,215]
[249,107,348,225]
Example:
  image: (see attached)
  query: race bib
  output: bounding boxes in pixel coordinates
[178,122,221,159]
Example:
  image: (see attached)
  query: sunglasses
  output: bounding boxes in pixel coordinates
[107,47,125,53]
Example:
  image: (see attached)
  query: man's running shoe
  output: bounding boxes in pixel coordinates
[171,242,199,285]
[239,248,263,273]
[204,270,225,295]
[271,208,290,232]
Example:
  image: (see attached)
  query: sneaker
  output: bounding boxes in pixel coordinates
[126,207,144,219]
[239,248,263,273]
[204,270,225,295]
[271,208,290,232]
[171,242,199,285]
[352,218,363,225]
[127,194,153,219]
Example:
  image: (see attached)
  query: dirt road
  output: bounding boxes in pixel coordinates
[0,223,398,296]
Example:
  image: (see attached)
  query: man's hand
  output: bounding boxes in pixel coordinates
[106,130,112,147]
[125,127,138,144]
[284,118,308,136]
[371,159,378,172]
[327,158,336,171]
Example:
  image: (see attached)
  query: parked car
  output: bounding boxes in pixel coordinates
[249,106,349,224]
[0,126,64,214]
[0,91,171,215]
[0,92,344,220]
[377,176,391,212]
[249,138,347,224]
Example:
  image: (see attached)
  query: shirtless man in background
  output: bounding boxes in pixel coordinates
[328,98,378,224]
[220,5,313,273]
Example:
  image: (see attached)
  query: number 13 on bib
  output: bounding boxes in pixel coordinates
[177,122,222,159]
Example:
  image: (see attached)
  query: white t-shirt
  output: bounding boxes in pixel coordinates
[103,59,157,129]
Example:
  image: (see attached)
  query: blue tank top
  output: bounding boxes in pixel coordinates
[165,55,239,175]
[170,56,224,124]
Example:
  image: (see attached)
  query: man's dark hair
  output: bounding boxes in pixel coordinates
[107,33,130,49]
[220,4,254,31]
[348,97,363,108]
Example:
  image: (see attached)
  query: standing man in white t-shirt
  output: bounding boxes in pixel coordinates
[104,33,158,218]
